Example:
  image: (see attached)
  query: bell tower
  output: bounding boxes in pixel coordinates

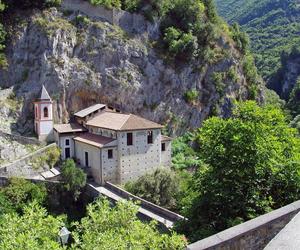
[34,85,54,142]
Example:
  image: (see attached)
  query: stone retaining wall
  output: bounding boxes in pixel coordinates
[187,200,300,250]
[0,130,41,146]
[61,0,160,40]
[0,143,57,178]
[0,176,61,187]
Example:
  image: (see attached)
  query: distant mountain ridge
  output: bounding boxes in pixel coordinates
[215,0,300,85]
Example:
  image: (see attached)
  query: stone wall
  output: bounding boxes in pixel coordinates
[0,130,41,146]
[118,129,162,184]
[0,143,57,178]
[61,0,160,40]
[187,200,300,250]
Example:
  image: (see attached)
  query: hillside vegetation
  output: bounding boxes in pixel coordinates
[215,0,300,83]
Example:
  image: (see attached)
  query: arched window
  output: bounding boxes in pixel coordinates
[44,107,49,118]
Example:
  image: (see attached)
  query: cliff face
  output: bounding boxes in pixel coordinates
[0,4,262,135]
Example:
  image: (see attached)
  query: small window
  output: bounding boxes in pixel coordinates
[43,107,49,118]
[127,133,133,146]
[108,149,113,159]
[161,143,166,152]
[147,131,153,144]
[65,139,70,146]
[35,106,38,118]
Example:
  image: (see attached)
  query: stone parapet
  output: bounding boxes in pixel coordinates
[187,200,300,250]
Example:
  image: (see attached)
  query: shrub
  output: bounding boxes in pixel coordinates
[0,178,47,212]
[44,0,61,7]
[122,0,141,12]
[125,168,180,210]
[89,0,121,9]
[183,89,199,104]
[163,27,197,60]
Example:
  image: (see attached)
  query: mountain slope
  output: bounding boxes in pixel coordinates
[0,0,263,135]
[215,0,300,84]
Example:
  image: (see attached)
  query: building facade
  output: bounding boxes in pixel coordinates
[51,102,172,185]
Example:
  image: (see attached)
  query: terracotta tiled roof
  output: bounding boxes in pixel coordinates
[161,135,173,142]
[54,123,87,134]
[74,104,106,118]
[86,111,163,131]
[73,133,116,148]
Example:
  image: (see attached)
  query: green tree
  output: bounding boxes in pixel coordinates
[1,178,47,213]
[125,168,180,210]
[163,27,197,60]
[72,198,186,249]
[178,101,300,241]
[172,132,202,170]
[61,159,87,200]
[0,202,65,250]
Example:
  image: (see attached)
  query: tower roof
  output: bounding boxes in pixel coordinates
[38,85,52,101]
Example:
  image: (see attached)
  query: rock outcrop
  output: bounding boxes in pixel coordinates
[0,3,263,135]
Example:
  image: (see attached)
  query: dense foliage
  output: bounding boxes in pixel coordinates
[72,198,186,249]
[177,101,300,241]
[215,0,300,83]
[125,168,180,210]
[171,132,201,170]
[0,179,185,249]
[61,159,87,200]
[0,202,65,250]
[0,178,47,214]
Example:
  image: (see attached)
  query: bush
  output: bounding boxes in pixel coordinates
[183,89,199,104]
[125,168,180,210]
[89,0,121,9]
[61,159,87,200]
[163,27,197,60]
[0,178,47,212]
[44,0,61,7]
[122,0,140,12]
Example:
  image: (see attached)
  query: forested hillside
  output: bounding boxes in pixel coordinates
[215,0,300,84]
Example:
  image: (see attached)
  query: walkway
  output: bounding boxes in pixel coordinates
[264,211,300,250]
[88,182,185,229]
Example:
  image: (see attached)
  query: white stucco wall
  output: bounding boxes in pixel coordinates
[39,120,53,135]
[75,141,102,184]
[58,135,75,160]
[117,129,161,184]
[161,140,172,167]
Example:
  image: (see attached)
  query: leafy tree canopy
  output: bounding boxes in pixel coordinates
[72,198,186,249]
[177,101,300,241]
[0,178,47,213]
[125,168,180,210]
[0,202,65,250]
[61,159,87,200]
